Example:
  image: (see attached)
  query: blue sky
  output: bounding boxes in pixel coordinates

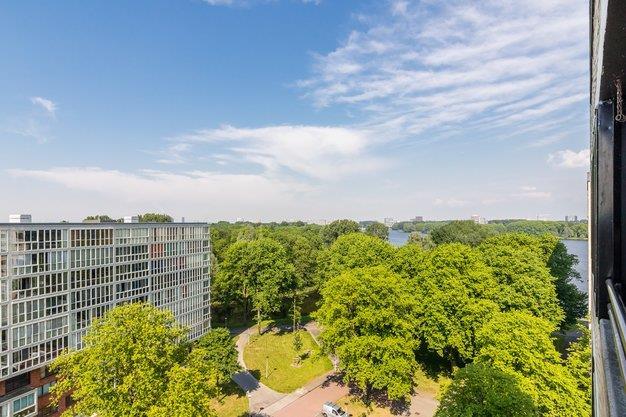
[0,0,589,223]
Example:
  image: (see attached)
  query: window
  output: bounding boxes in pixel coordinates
[37,382,54,397]
[13,393,36,417]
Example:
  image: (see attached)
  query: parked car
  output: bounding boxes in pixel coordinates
[322,401,351,417]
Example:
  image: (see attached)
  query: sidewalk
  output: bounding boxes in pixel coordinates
[231,327,287,414]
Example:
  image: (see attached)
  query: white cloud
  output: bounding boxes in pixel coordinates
[548,149,589,168]
[513,185,551,199]
[300,0,588,141]
[171,124,387,179]
[30,97,57,116]
[6,167,311,221]
[434,197,469,208]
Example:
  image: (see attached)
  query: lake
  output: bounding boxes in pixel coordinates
[388,230,589,293]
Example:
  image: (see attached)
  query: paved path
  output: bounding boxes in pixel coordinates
[231,322,438,417]
[231,328,287,414]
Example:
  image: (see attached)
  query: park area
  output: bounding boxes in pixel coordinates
[243,328,333,393]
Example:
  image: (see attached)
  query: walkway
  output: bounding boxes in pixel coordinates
[231,322,438,417]
[231,328,286,414]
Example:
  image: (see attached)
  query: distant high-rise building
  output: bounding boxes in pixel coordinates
[412,216,424,222]
[565,215,579,222]
[0,216,211,416]
[471,215,486,225]
[383,217,396,227]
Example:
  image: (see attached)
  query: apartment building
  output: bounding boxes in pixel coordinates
[0,216,211,417]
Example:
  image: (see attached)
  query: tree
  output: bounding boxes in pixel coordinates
[315,266,419,400]
[407,232,435,249]
[544,239,587,329]
[287,236,319,329]
[566,324,592,403]
[414,244,500,366]
[478,237,564,327]
[318,233,395,282]
[475,311,590,417]
[139,213,173,223]
[435,363,536,417]
[50,303,218,417]
[430,221,496,246]
[217,238,293,332]
[321,219,360,245]
[365,221,389,241]
[83,215,117,223]
[196,328,240,386]
[389,243,424,279]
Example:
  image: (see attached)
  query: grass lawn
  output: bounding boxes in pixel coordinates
[209,381,249,417]
[243,329,333,393]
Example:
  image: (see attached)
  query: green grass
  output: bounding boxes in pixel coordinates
[243,329,333,393]
[209,381,249,417]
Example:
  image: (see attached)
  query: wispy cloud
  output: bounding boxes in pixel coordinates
[299,0,588,141]
[30,97,57,116]
[6,167,311,221]
[512,185,551,199]
[171,124,387,180]
[548,149,589,168]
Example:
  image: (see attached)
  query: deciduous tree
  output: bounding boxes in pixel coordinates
[365,221,389,241]
[50,303,218,417]
[435,363,536,417]
[321,219,360,245]
[315,266,419,400]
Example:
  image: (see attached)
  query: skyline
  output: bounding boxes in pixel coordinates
[0,0,589,223]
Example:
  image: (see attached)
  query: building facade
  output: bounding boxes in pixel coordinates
[0,218,211,417]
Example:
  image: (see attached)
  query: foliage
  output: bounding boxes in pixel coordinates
[319,233,395,282]
[435,363,536,417]
[475,311,590,417]
[216,238,293,332]
[315,266,419,400]
[566,324,592,402]
[365,221,389,241]
[496,220,588,239]
[196,328,240,386]
[138,213,173,223]
[50,303,218,417]
[545,240,587,329]
[321,219,360,245]
[293,331,303,353]
[407,232,435,249]
[414,244,499,365]
[430,221,496,246]
[83,214,118,223]
[389,243,424,279]
[478,235,564,326]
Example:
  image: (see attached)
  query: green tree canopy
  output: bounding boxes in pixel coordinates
[83,214,118,223]
[415,244,500,365]
[216,238,293,331]
[195,328,240,386]
[315,266,419,400]
[430,220,496,246]
[475,311,590,417]
[478,236,564,327]
[365,221,389,241]
[318,233,395,282]
[321,219,360,245]
[138,213,173,223]
[435,363,536,417]
[50,303,218,417]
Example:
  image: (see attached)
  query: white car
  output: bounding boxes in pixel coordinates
[322,401,351,417]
